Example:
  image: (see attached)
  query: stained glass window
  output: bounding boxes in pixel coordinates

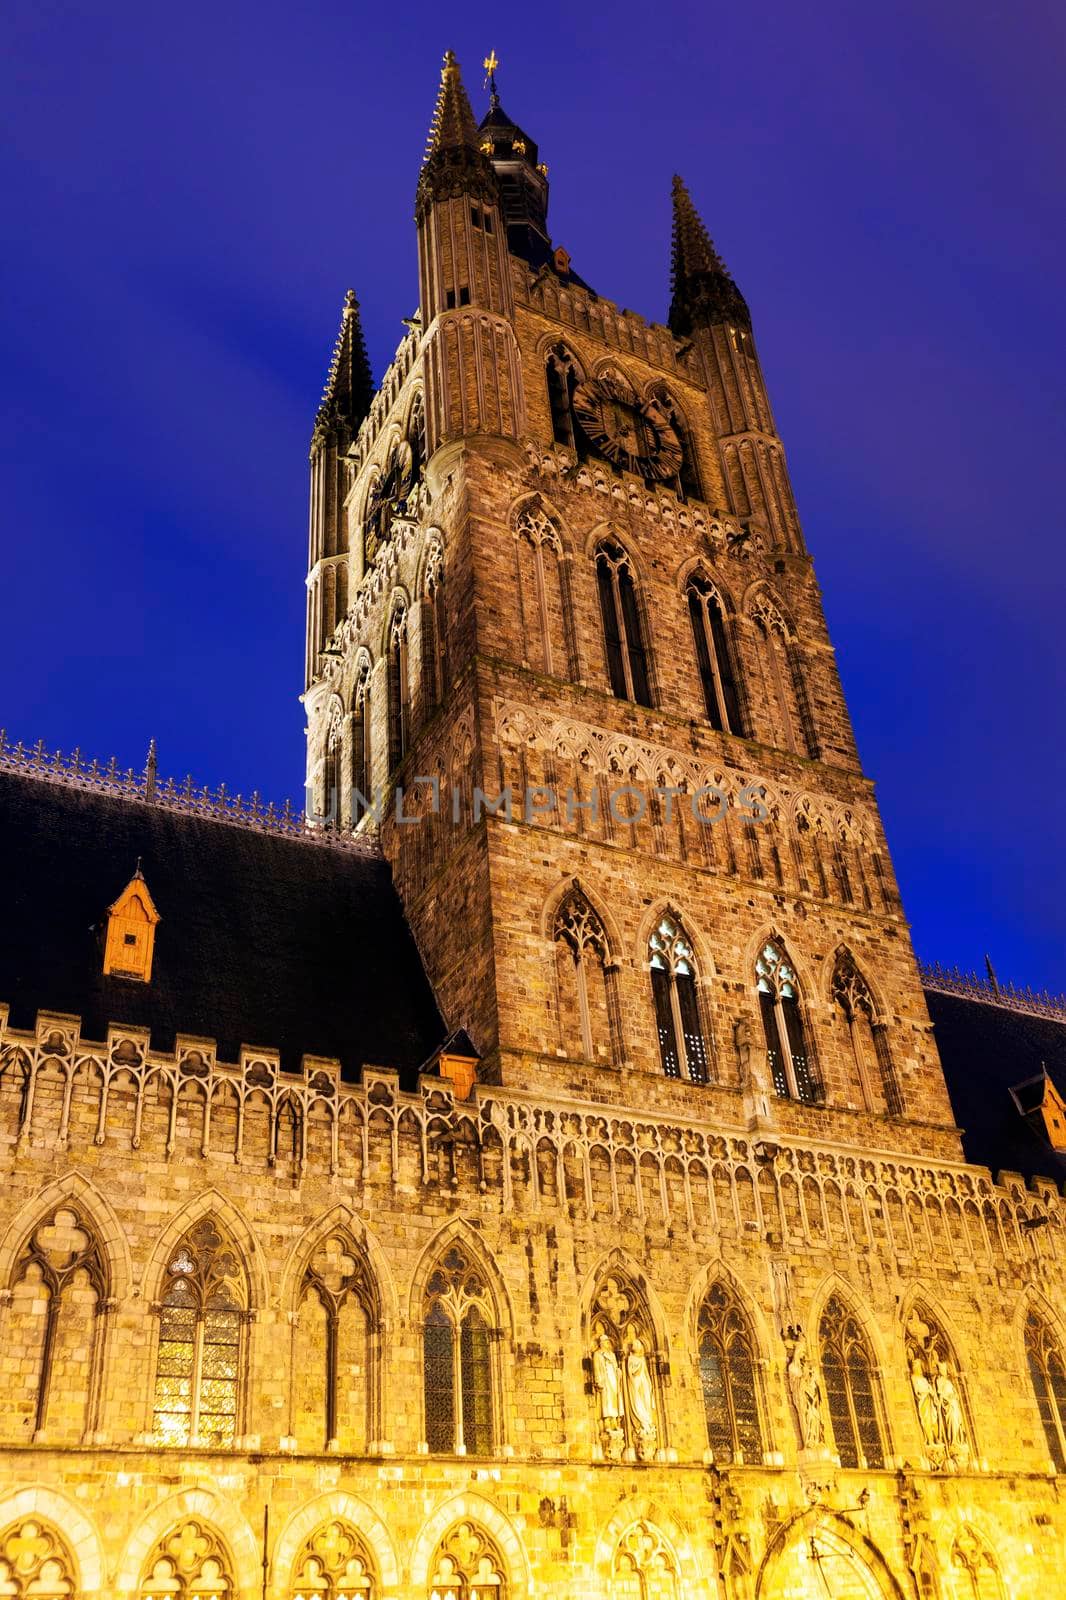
[151,1219,245,1448]
[698,1282,763,1461]
[423,1247,495,1456]
[819,1296,885,1469]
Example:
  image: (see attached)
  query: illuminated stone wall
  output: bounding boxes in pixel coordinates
[0,1012,1063,1597]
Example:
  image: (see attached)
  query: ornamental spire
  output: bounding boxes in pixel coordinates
[313,288,374,445]
[669,174,750,336]
[416,51,498,219]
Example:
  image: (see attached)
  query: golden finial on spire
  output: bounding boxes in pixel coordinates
[483,49,500,104]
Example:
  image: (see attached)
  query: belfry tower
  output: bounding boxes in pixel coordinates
[304,51,957,1156]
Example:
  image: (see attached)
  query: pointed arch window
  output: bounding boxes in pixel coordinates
[422,548,447,717]
[546,344,581,453]
[649,387,701,502]
[152,1218,246,1448]
[610,1521,679,1600]
[351,665,372,824]
[1025,1309,1066,1470]
[698,1282,763,1462]
[294,1232,377,1452]
[323,699,343,828]
[428,1522,506,1600]
[9,1207,107,1442]
[515,506,567,678]
[138,1519,234,1599]
[751,598,811,756]
[422,1245,496,1457]
[0,1517,78,1599]
[686,576,741,734]
[818,1295,886,1468]
[648,914,709,1083]
[387,605,409,770]
[596,541,651,706]
[832,952,902,1116]
[554,890,616,1061]
[289,1519,376,1598]
[756,941,816,1102]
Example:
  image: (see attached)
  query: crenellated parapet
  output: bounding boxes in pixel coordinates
[2,1005,1062,1266]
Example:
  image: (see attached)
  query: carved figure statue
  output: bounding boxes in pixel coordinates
[935,1359,968,1460]
[624,1334,658,1458]
[787,1338,825,1449]
[592,1331,625,1460]
[910,1356,940,1449]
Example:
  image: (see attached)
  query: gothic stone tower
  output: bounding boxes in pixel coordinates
[305,52,957,1164]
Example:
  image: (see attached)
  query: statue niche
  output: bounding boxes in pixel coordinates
[906,1308,971,1471]
[589,1272,661,1462]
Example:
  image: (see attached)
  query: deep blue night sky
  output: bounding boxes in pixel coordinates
[2,0,1064,991]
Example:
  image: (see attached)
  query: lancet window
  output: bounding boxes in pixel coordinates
[832,951,902,1116]
[151,1219,246,1448]
[553,889,616,1061]
[818,1296,886,1469]
[686,576,741,734]
[422,1245,496,1457]
[293,1231,377,1452]
[8,1206,107,1442]
[648,914,709,1083]
[1024,1309,1066,1471]
[387,604,409,770]
[755,941,816,1102]
[545,343,582,453]
[697,1282,763,1462]
[596,541,651,706]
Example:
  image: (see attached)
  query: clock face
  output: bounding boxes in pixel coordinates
[572,377,683,482]
[364,439,415,564]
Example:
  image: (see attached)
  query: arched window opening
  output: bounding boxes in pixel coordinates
[832,952,902,1117]
[0,1517,78,1598]
[515,506,567,678]
[322,700,343,828]
[648,914,709,1084]
[289,1519,376,1598]
[422,1244,496,1456]
[650,388,701,502]
[905,1306,972,1471]
[698,1282,763,1462]
[818,1296,886,1469]
[387,607,409,771]
[152,1219,246,1448]
[422,549,447,717]
[8,1206,107,1442]
[687,577,741,734]
[138,1519,234,1599]
[751,598,807,756]
[553,890,615,1061]
[596,542,651,706]
[294,1232,376,1452]
[1025,1310,1066,1471]
[756,942,817,1102]
[351,668,372,824]
[589,1270,663,1462]
[546,344,581,453]
[610,1521,679,1600]
[428,1522,506,1600]
[409,394,427,484]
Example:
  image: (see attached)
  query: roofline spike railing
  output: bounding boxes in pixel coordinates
[920,958,1066,1023]
[0,729,379,855]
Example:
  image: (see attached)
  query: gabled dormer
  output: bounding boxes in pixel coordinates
[102,866,160,982]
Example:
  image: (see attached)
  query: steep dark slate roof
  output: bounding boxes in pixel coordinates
[0,771,446,1079]
[925,987,1066,1183]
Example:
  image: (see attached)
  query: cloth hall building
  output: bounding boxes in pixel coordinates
[1,50,1065,1600]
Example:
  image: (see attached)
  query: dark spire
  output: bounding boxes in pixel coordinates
[669,175,750,336]
[314,289,374,446]
[415,51,499,220]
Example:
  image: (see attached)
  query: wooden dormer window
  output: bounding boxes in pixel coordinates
[103,867,160,981]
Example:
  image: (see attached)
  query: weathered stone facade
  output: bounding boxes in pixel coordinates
[2,49,1064,1600]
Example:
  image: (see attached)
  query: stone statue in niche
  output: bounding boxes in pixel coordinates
[623,1332,658,1460]
[906,1312,970,1470]
[785,1330,825,1449]
[592,1330,625,1461]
